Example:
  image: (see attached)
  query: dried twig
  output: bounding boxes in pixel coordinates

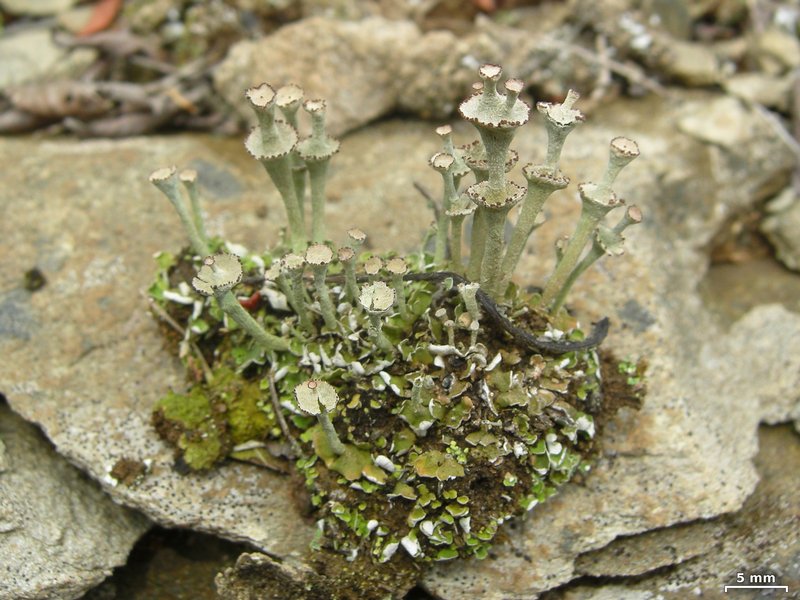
[144,293,214,383]
[413,181,439,219]
[541,36,666,96]
[590,33,614,101]
[268,370,301,457]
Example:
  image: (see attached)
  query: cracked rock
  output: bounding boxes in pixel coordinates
[549,424,800,598]
[0,402,149,600]
[762,186,800,273]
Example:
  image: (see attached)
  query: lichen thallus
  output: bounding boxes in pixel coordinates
[148,64,643,565]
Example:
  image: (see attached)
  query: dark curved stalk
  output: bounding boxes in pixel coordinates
[403,271,609,354]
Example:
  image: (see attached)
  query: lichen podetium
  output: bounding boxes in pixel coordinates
[147,65,646,581]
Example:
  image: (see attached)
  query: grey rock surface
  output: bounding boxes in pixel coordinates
[0,28,66,89]
[0,89,797,598]
[552,423,800,599]
[762,186,800,272]
[0,402,149,600]
[699,257,800,329]
[573,519,723,579]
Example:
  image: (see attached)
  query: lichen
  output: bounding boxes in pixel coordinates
[152,365,277,471]
[146,63,648,572]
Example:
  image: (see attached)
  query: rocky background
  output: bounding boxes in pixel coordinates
[1,1,799,599]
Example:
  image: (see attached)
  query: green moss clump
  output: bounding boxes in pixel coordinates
[152,365,277,471]
[153,387,227,471]
[214,367,273,445]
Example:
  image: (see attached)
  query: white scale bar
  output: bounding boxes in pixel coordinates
[724,585,789,591]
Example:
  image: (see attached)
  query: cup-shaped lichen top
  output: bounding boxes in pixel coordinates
[522,163,570,191]
[364,256,383,280]
[243,83,298,161]
[446,193,477,219]
[467,180,526,295]
[359,281,395,315]
[594,225,626,257]
[595,206,643,257]
[459,65,530,130]
[306,242,334,267]
[347,228,367,252]
[295,379,345,456]
[436,125,471,181]
[294,379,339,415]
[460,68,529,194]
[338,246,355,263]
[386,257,408,277]
[613,204,643,234]
[150,166,212,257]
[386,257,410,318]
[467,180,525,211]
[598,137,640,196]
[191,254,243,297]
[296,100,340,162]
[275,83,304,128]
[460,141,519,183]
[281,252,306,272]
[576,181,624,221]
[430,151,455,175]
[359,281,396,353]
[537,89,585,170]
[306,243,338,329]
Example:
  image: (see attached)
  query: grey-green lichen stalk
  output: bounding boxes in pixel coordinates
[147,63,645,568]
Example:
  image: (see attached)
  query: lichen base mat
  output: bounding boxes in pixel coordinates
[150,245,643,574]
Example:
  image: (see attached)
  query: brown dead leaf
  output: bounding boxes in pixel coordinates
[79,0,124,37]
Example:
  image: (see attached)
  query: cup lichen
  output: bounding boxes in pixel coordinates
[146,63,646,575]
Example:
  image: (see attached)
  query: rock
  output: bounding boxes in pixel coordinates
[762,187,800,272]
[749,26,800,75]
[0,402,149,600]
[214,16,417,136]
[724,71,793,112]
[700,258,800,328]
[0,27,96,91]
[677,95,792,215]
[213,16,501,136]
[573,520,724,578]
[214,550,418,600]
[0,90,796,599]
[569,305,800,581]
[656,38,724,86]
[298,0,418,20]
[0,0,76,15]
[216,553,323,600]
[551,424,800,598]
[0,29,66,90]
[678,95,756,148]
